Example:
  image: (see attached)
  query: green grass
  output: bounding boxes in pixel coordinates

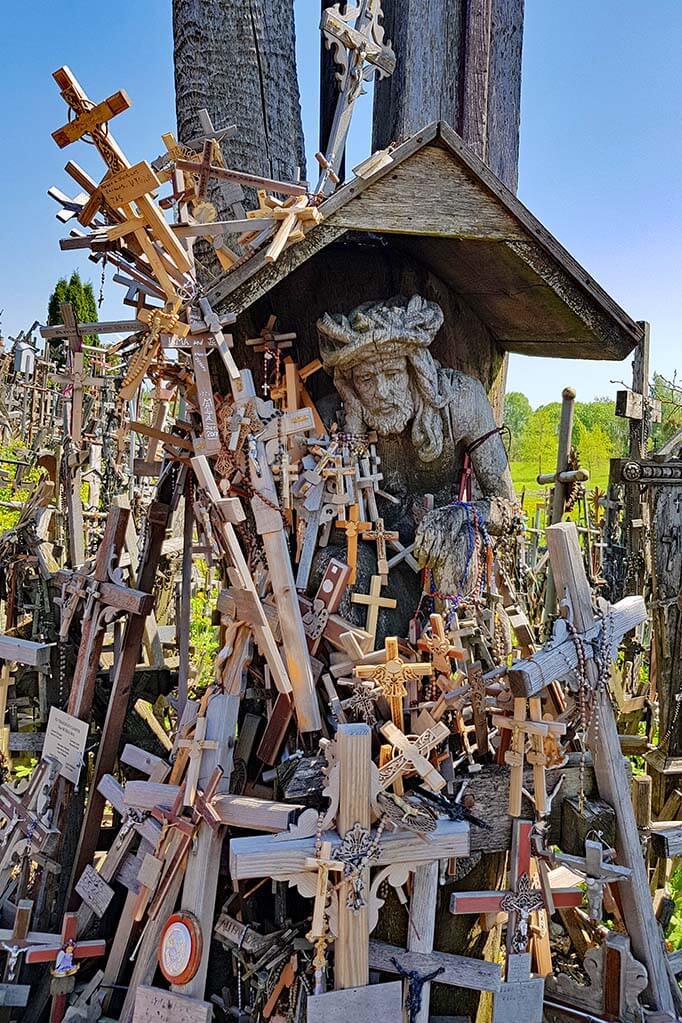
[510,458,611,502]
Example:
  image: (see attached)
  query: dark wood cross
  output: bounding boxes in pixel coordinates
[55,505,154,723]
[0,759,60,870]
[361,517,398,582]
[316,0,396,196]
[298,558,352,654]
[450,819,582,956]
[25,912,106,1023]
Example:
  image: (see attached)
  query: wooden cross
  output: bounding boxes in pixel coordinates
[51,67,192,300]
[354,636,432,730]
[0,759,60,876]
[378,720,449,795]
[361,517,398,582]
[337,505,371,584]
[492,698,566,817]
[355,454,383,522]
[43,302,107,446]
[351,575,397,649]
[450,819,582,957]
[515,521,673,1014]
[230,724,469,990]
[52,80,131,148]
[176,715,220,806]
[304,839,344,964]
[417,613,466,675]
[546,839,631,922]
[316,0,396,196]
[322,455,356,514]
[25,913,106,1023]
[55,505,154,723]
[185,107,237,150]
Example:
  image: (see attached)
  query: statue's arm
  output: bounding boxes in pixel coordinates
[452,375,514,502]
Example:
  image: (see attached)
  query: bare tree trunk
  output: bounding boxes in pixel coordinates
[172,0,306,190]
[372,0,523,192]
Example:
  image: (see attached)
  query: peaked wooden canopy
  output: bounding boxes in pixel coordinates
[207,122,642,362]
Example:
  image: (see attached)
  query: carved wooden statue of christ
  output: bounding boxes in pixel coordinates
[317,295,515,607]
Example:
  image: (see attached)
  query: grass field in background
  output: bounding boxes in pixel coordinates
[510,459,611,502]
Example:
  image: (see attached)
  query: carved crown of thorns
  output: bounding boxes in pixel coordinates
[317,294,444,370]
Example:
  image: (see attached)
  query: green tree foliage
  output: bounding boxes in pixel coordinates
[46,271,99,366]
[651,373,682,450]
[504,391,532,459]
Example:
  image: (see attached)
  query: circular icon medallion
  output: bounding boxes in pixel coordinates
[158,912,203,985]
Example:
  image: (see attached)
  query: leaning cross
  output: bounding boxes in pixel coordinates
[176,715,219,806]
[492,698,566,817]
[450,819,582,956]
[55,505,154,723]
[512,521,675,1019]
[316,0,396,196]
[355,636,432,730]
[230,724,469,990]
[378,721,449,795]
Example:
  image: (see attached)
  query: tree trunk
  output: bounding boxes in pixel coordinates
[372,0,524,192]
[172,0,306,196]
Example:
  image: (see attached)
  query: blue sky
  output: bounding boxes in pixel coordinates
[1,0,680,408]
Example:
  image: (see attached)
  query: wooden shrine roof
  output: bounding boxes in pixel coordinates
[206,122,643,361]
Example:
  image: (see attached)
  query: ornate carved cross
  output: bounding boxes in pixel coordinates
[378,721,449,795]
[362,517,399,582]
[450,820,582,956]
[354,636,432,730]
[544,839,631,922]
[417,613,466,676]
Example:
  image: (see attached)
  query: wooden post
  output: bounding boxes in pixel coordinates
[545,521,674,1014]
[335,723,371,990]
[544,388,577,620]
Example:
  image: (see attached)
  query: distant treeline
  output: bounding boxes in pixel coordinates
[504,373,682,477]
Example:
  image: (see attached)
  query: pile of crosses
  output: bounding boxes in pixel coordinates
[0,16,679,1023]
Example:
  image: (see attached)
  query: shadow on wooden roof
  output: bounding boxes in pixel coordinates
[206,122,643,361]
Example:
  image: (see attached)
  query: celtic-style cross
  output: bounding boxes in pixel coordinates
[450,820,582,956]
[355,636,432,730]
[316,0,396,196]
[378,721,449,795]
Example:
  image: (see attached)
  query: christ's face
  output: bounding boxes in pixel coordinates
[351,355,415,434]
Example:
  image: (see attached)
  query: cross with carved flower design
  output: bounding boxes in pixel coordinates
[354,636,432,730]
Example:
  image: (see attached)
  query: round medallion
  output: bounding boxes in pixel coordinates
[158,912,203,985]
[621,461,642,482]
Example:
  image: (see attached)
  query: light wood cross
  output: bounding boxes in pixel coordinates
[378,720,449,795]
[176,715,219,806]
[417,613,466,676]
[230,724,469,991]
[337,505,371,584]
[492,697,566,817]
[351,575,397,649]
[354,636,432,730]
[361,517,399,582]
[51,67,192,302]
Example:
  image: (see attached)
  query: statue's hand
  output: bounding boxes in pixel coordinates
[414,504,473,596]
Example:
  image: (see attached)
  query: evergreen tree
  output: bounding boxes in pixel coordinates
[46,271,99,366]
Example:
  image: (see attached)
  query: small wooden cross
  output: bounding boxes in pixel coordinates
[304,840,344,944]
[176,715,220,806]
[546,839,631,922]
[355,636,432,730]
[417,613,466,676]
[361,517,398,582]
[245,316,296,395]
[337,505,371,584]
[450,820,582,957]
[322,454,356,514]
[355,453,383,521]
[492,698,566,817]
[351,576,397,650]
[378,720,449,795]
[25,913,106,1023]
